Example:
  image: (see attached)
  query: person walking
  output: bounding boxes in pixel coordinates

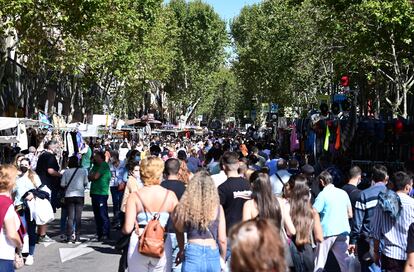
[0,164,23,272]
[269,159,291,196]
[122,156,178,272]
[161,158,186,272]
[88,151,112,241]
[371,171,414,271]
[13,158,41,265]
[35,140,61,242]
[349,164,388,272]
[242,172,283,229]
[287,174,323,272]
[218,151,251,262]
[173,171,227,272]
[109,151,126,228]
[342,166,362,231]
[61,156,89,243]
[406,223,414,272]
[313,171,353,272]
[120,161,143,217]
[230,218,286,272]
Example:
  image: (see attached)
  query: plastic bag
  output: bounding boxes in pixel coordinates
[347,253,361,272]
[32,198,54,225]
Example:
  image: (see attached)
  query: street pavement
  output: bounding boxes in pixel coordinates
[20,195,121,272]
[18,195,341,272]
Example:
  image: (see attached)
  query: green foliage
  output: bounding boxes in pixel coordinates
[165,0,229,115]
[231,0,414,117]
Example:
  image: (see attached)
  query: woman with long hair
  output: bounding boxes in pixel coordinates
[243,171,296,270]
[120,161,143,217]
[173,171,226,272]
[286,174,323,272]
[122,156,178,272]
[177,150,192,184]
[0,164,23,272]
[230,218,286,272]
[13,158,40,265]
[242,171,295,235]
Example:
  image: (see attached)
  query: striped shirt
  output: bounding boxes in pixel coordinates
[371,193,414,260]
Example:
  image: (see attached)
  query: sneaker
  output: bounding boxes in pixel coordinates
[98,235,110,242]
[38,235,54,243]
[59,234,67,242]
[90,235,100,242]
[25,255,34,266]
[71,233,76,241]
[72,237,82,245]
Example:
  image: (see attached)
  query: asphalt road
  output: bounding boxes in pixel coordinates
[20,195,122,272]
[18,195,341,272]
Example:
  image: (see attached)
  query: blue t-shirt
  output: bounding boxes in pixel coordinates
[313,184,351,237]
[265,159,279,176]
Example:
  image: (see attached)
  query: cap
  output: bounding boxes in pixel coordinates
[301,164,315,175]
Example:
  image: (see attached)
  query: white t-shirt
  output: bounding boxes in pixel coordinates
[119,148,129,162]
[0,205,20,260]
[211,170,227,188]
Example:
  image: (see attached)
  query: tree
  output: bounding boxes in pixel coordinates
[165,0,229,124]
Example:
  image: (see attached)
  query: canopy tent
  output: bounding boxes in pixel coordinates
[0,117,51,131]
[0,117,19,130]
[63,123,100,138]
[0,136,18,144]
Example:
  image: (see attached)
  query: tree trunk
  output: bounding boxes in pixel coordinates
[403,86,407,119]
[183,98,201,125]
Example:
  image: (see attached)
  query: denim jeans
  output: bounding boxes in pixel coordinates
[357,237,381,272]
[20,209,36,255]
[0,259,14,272]
[65,197,84,237]
[91,194,110,237]
[182,243,220,272]
[165,233,186,272]
[60,206,68,234]
[110,186,123,223]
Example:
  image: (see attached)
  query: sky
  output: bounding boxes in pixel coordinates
[164,0,262,22]
[202,0,262,21]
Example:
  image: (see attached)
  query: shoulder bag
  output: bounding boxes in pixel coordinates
[58,168,79,206]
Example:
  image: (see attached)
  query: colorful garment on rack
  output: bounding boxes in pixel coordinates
[323,125,330,151]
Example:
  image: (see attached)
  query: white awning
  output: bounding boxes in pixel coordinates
[0,136,18,143]
[0,117,19,130]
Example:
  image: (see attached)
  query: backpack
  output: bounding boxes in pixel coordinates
[136,191,170,258]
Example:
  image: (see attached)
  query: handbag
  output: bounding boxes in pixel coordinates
[58,168,79,206]
[14,251,24,269]
[14,216,26,269]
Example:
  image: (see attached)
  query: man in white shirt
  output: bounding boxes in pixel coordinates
[211,161,227,187]
[269,159,291,196]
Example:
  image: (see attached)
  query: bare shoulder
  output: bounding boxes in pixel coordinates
[243,199,254,209]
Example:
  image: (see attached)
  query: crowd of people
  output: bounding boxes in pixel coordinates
[0,133,414,272]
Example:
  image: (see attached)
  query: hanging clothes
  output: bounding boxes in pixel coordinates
[290,124,300,152]
[67,132,75,156]
[335,123,341,150]
[323,125,330,151]
[70,132,79,154]
[17,123,28,150]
